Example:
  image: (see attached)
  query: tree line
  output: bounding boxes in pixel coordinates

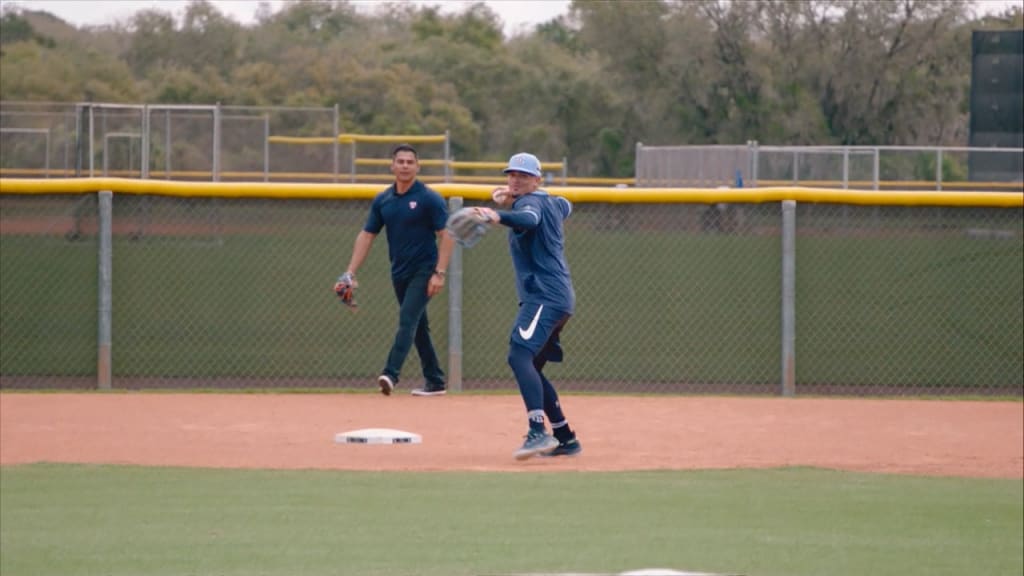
[1,0,1021,177]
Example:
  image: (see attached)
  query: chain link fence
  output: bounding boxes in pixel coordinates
[2,103,1022,395]
[636,142,1024,192]
[0,102,452,184]
[2,188,1021,396]
[11,101,1024,190]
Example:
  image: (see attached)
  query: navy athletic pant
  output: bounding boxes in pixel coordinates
[383,267,444,387]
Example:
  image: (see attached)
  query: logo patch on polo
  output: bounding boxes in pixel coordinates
[409,201,417,209]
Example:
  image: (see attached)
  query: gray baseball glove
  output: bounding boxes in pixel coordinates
[446,207,490,248]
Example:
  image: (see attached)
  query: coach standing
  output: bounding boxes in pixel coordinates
[335,144,454,397]
[474,152,583,460]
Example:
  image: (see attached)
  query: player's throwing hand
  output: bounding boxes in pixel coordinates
[492,186,514,208]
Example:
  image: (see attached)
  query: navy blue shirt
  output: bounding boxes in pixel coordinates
[498,190,576,314]
[364,180,448,280]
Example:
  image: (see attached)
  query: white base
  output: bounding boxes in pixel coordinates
[334,428,422,445]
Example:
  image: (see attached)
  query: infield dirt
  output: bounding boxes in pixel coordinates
[1,393,1020,478]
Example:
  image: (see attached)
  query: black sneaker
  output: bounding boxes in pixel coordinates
[410,384,446,396]
[542,438,582,457]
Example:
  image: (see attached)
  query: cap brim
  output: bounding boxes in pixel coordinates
[502,168,540,176]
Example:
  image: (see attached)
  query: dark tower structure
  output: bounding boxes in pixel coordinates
[969,29,1023,182]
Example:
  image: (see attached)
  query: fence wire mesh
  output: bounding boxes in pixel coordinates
[2,193,1021,396]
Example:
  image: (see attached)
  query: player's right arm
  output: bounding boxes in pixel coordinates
[342,195,386,284]
[339,230,376,290]
[477,197,540,229]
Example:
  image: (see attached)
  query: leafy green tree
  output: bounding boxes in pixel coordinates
[0,12,55,50]
[147,65,227,104]
[123,10,177,76]
[1,0,1016,175]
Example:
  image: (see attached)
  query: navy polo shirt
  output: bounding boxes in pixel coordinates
[364,180,448,280]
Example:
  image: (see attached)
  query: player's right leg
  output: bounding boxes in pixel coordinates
[508,342,557,459]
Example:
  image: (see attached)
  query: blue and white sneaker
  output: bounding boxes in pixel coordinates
[514,429,559,460]
[542,438,582,457]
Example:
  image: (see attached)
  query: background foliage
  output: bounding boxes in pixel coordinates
[1,0,1022,177]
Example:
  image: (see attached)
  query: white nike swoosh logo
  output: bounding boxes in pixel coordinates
[518,305,544,340]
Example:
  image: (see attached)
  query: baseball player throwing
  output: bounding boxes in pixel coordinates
[474,152,582,460]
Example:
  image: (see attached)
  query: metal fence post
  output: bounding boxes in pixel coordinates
[97,190,113,390]
[213,102,221,182]
[872,147,880,190]
[165,109,172,179]
[141,105,150,179]
[74,105,83,177]
[444,130,452,183]
[263,114,270,182]
[635,141,643,186]
[88,105,95,176]
[842,147,850,189]
[781,199,796,397]
[350,140,357,183]
[749,140,759,186]
[447,196,464,392]
[332,104,340,183]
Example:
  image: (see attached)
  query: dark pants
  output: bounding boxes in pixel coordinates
[382,268,444,387]
[508,313,569,416]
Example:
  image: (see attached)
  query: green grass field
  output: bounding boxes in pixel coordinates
[1,464,1021,576]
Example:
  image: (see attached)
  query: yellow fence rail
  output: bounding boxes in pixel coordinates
[2,178,1021,207]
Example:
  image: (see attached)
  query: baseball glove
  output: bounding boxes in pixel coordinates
[446,207,490,248]
[334,272,357,309]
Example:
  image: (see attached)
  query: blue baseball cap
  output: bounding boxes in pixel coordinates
[503,152,542,177]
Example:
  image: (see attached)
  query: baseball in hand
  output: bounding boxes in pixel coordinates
[491,186,513,207]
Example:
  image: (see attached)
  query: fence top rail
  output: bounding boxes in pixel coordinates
[267,133,448,145]
[0,111,77,118]
[75,103,148,110]
[338,133,447,143]
[0,101,81,108]
[2,178,1021,207]
[754,145,1024,153]
[638,144,750,150]
[0,128,50,134]
[638,143,1024,154]
[450,160,564,170]
[221,104,335,112]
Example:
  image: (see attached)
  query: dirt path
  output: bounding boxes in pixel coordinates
[1,393,1020,478]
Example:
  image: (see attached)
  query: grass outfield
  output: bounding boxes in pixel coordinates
[1,464,1021,576]
[3,228,1021,388]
